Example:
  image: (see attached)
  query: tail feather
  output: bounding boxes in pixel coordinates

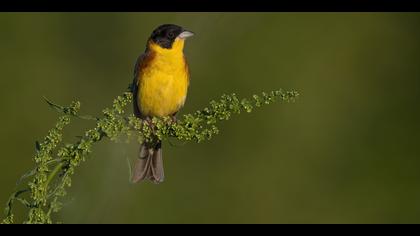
[131,142,164,184]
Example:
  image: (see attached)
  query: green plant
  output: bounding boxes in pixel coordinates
[1,87,299,224]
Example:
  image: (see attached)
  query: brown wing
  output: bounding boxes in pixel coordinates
[132,51,157,118]
[132,55,142,118]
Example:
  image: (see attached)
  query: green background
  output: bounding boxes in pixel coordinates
[1,13,420,223]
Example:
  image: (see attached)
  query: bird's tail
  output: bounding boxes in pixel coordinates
[131,141,164,184]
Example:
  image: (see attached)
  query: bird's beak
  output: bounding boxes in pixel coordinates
[178,30,194,39]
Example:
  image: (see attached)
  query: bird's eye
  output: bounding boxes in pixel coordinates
[168,32,175,38]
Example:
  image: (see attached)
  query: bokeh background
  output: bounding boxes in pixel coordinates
[1,13,420,223]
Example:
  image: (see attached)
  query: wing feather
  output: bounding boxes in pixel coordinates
[132,53,147,118]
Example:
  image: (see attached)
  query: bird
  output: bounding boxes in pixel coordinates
[130,24,194,184]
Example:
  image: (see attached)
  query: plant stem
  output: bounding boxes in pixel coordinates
[45,162,64,191]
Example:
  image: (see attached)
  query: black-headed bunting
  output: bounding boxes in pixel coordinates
[131,24,194,183]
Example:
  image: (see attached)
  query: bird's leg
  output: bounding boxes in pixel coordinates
[143,116,155,131]
[170,112,178,125]
[142,117,159,147]
[171,115,177,124]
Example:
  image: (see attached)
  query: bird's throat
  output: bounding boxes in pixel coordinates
[149,38,185,57]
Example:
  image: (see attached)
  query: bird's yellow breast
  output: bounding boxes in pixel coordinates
[137,39,189,117]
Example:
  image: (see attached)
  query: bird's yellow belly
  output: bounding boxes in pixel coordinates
[138,60,188,117]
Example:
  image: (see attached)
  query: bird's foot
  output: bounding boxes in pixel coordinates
[143,117,156,131]
[170,116,178,124]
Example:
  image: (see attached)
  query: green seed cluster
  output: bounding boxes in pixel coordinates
[2,88,298,224]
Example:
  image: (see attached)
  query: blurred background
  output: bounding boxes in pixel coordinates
[0,13,420,223]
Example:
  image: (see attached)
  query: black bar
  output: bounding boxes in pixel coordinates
[1,0,420,12]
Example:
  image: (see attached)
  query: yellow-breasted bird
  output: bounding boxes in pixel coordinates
[131,24,194,184]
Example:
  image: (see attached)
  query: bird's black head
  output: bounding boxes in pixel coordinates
[149,24,194,49]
